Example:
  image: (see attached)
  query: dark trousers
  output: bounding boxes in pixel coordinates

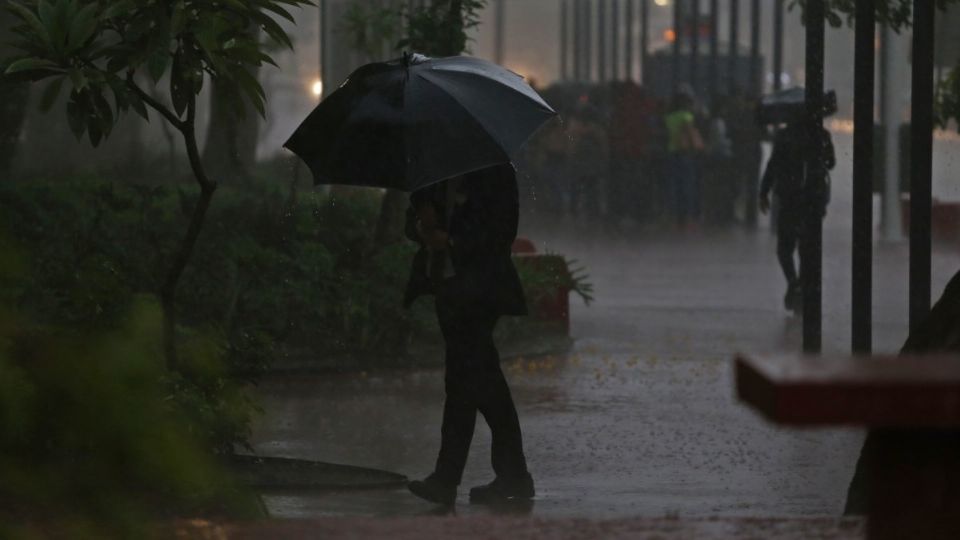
[667,154,700,226]
[432,288,529,486]
[776,204,802,288]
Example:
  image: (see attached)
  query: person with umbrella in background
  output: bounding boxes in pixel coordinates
[759,120,836,314]
[757,88,837,314]
[285,53,556,506]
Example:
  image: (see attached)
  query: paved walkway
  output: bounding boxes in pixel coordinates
[249,199,960,520]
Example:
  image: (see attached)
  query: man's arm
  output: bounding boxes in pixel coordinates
[823,129,837,171]
[759,135,783,213]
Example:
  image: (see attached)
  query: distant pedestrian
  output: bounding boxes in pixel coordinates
[664,88,704,229]
[404,164,534,506]
[608,82,658,227]
[566,103,609,221]
[702,99,735,225]
[759,122,836,312]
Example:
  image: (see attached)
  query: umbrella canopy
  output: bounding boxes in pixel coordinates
[757,87,838,126]
[284,54,557,192]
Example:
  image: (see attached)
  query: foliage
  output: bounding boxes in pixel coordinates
[1,171,588,361]
[0,249,259,537]
[0,175,427,363]
[400,0,486,56]
[343,0,486,59]
[3,0,310,144]
[785,0,950,31]
[341,1,403,61]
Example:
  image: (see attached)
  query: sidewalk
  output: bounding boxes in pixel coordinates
[248,219,960,521]
[218,516,864,539]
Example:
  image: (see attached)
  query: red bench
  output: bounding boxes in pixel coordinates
[736,353,960,540]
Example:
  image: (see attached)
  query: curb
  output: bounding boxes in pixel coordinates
[228,454,408,490]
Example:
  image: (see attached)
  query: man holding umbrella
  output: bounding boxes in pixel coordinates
[403,163,534,505]
[285,53,555,506]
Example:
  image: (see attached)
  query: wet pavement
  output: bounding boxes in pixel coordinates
[250,133,960,520]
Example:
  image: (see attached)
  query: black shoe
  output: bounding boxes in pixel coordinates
[469,473,535,503]
[784,283,802,313]
[408,474,456,506]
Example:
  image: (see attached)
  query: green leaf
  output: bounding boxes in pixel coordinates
[66,96,86,139]
[67,67,87,89]
[170,2,186,35]
[128,89,149,121]
[92,90,115,138]
[67,2,99,52]
[4,57,60,75]
[169,52,190,117]
[39,76,65,111]
[147,49,170,83]
[101,0,135,20]
[258,2,296,24]
[250,11,293,49]
[7,1,51,49]
[87,115,102,146]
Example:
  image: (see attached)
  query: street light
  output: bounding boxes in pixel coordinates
[312,79,324,98]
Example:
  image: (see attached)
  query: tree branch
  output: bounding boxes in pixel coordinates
[126,74,185,130]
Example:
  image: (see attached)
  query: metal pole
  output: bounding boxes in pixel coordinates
[625,0,634,81]
[709,0,718,102]
[910,0,935,331]
[802,0,825,353]
[691,0,700,94]
[773,0,784,91]
[562,0,570,81]
[673,0,683,89]
[494,0,505,65]
[585,0,594,81]
[729,0,740,95]
[599,0,607,82]
[641,0,649,84]
[749,0,760,95]
[852,0,875,354]
[574,0,582,81]
[320,0,328,98]
[880,22,904,242]
[610,0,620,81]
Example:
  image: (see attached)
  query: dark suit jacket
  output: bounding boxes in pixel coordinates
[403,164,527,317]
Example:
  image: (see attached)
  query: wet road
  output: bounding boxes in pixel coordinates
[251,185,960,518]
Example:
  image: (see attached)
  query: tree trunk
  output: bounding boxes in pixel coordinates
[163,106,218,370]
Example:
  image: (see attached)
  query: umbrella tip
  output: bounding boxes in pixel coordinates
[401,51,429,68]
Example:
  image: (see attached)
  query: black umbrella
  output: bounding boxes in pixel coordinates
[756,87,838,126]
[284,54,557,192]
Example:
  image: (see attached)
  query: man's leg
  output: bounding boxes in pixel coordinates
[776,208,800,286]
[408,295,477,505]
[432,297,479,487]
[467,313,534,502]
[776,206,803,311]
[471,314,528,479]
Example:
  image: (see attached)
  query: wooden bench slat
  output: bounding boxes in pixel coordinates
[736,353,960,428]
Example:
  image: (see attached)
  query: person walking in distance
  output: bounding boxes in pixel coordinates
[404,163,534,506]
[664,88,705,230]
[759,121,836,313]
